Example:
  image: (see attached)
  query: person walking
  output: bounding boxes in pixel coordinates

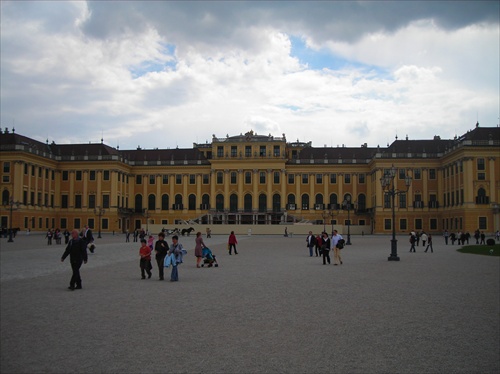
[63,229,70,244]
[154,232,169,280]
[61,229,88,290]
[315,233,323,257]
[83,225,94,253]
[443,230,449,245]
[331,230,344,265]
[424,234,433,253]
[320,232,331,265]
[125,230,130,242]
[46,229,53,245]
[480,231,486,244]
[421,232,428,247]
[139,238,152,279]
[306,231,316,257]
[228,231,238,255]
[409,233,416,252]
[168,235,184,282]
[194,231,206,268]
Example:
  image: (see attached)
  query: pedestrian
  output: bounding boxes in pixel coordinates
[228,231,238,255]
[168,235,184,282]
[306,231,316,257]
[133,229,138,242]
[125,229,130,242]
[315,233,323,257]
[425,234,433,253]
[474,229,480,244]
[450,232,456,245]
[83,225,94,253]
[154,232,169,280]
[63,229,70,244]
[480,231,486,244]
[320,232,331,265]
[421,232,428,247]
[443,230,449,245]
[147,234,155,250]
[331,230,344,265]
[496,230,500,241]
[60,229,88,290]
[194,231,206,268]
[46,229,53,245]
[206,227,212,238]
[139,238,152,279]
[409,233,416,252]
[284,227,288,237]
[415,231,421,246]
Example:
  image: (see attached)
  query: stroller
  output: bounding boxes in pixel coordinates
[201,247,219,267]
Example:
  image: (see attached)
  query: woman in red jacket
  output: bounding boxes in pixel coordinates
[228,231,238,255]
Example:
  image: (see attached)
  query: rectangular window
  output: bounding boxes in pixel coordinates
[216,172,223,184]
[231,146,237,157]
[23,191,27,205]
[44,193,48,207]
[384,218,392,230]
[74,218,81,229]
[102,218,109,230]
[31,166,35,176]
[477,158,485,171]
[89,170,96,180]
[149,175,155,184]
[414,194,423,208]
[76,171,82,181]
[217,146,224,157]
[176,175,182,184]
[102,194,110,209]
[415,218,422,230]
[136,175,142,184]
[2,176,9,183]
[330,173,337,184]
[316,174,323,184]
[288,173,294,184]
[61,195,68,208]
[30,192,34,206]
[24,163,28,175]
[259,146,266,156]
[429,169,436,179]
[203,174,209,184]
[3,161,10,173]
[88,218,95,229]
[478,173,485,181]
[38,167,42,178]
[230,172,237,184]
[75,195,82,209]
[162,175,169,184]
[259,171,266,184]
[399,169,406,179]
[384,194,391,208]
[273,145,280,157]
[45,169,49,179]
[60,218,67,229]
[478,216,487,230]
[344,174,351,184]
[399,193,407,209]
[414,169,421,179]
[302,174,309,184]
[399,218,407,231]
[88,194,96,209]
[274,172,280,184]
[245,172,252,184]
[358,174,365,184]
[190,175,196,184]
[245,146,251,157]
[430,218,437,230]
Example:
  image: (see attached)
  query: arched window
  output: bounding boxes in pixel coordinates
[287,194,296,210]
[174,194,183,210]
[201,194,210,210]
[357,194,366,212]
[244,194,252,212]
[329,193,338,209]
[273,193,281,212]
[301,194,309,210]
[216,194,224,211]
[148,194,156,211]
[2,190,9,205]
[315,193,323,208]
[343,193,352,210]
[476,187,489,204]
[230,194,238,212]
[259,193,267,212]
[188,194,196,210]
[161,194,169,211]
[134,194,143,213]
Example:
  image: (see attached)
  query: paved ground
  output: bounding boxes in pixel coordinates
[1,232,499,374]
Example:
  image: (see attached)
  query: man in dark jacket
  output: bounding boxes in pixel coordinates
[61,229,88,290]
[83,225,94,253]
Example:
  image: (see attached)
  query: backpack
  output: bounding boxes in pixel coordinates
[337,239,345,249]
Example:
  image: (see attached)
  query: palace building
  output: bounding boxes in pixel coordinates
[1,125,499,235]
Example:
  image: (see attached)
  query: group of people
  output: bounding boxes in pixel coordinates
[442,229,493,245]
[306,230,345,265]
[409,231,433,253]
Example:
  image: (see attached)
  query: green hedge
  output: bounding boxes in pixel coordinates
[457,244,500,256]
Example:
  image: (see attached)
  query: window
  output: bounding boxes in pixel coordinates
[344,174,351,184]
[415,218,422,230]
[430,218,437,230]
[3,161,10,173]
[414,169,421,179]
[274,172,280,184]
[76,171,82,181]
[30,192,34,206]
[245,146,251,157]
[203,174,209,184]
[136,175,142,184]
[31,166,35,176]
[259,146,266,156]
[88,218,95,229]
[162,175,169,184]
[60,218,67,229]
[358,174,365,184]
[399,169,406,179]
[103,170,110,180]
[274,146,280,157]
[429,194,438,208]
[188,194,196,210]
[330,174,337,184]
[75,195,82,209]
[316,174,323,184]
[384,219,392,230]
[149,175,155,184]
[217,146,224,157]
[478,217,487,230]
[2,176,9,183]
[245,172,252,184]
[477,158,485,171]
[399,219,407,231]
[478,173,485,181]
[302,174,309,184]
[102,194,110,209]
[102,218,109,230]
[384,194,391,208]
[23,191,27,205]
[74,218,81,229]
[414,194,423,208]
[88,194,96,209]
[476,188,489,204]
[259,171,266,184]
[231,146,237,157]
[24,163,28,174]
[301,194,309,210]
[176,175,182,184]
[89,170,96,180]
[399,193,407,209]
[190,175,196,184]
[38,167,42,178]
[148,194,155,210]
[429,169,436,179]
[217,172,223,184]
[161,194,169,210]
[288,173,294,184]
[229,194,238,212]
[230,172,237,184]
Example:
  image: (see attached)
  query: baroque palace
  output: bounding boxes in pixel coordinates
[0,125,499,236]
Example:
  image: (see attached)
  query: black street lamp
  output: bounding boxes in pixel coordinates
[343,196,352,245]
[94,206,105,238]
[322,208,336,237]
[380,165,412,261]
[4,198,20,243]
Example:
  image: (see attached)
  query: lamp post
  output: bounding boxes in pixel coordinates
[94,206,105,238]
[4,198,21,242]
[143,209,150,234]
[343,196,352,245]
[323,208,336,237]
[380,165,412,261]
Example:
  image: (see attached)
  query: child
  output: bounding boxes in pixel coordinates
[139,238,152,279]
[147,235,155,250]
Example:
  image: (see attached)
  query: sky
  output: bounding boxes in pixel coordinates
[1,1,499,150]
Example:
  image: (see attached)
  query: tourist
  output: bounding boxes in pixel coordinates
[228,231,238,255]
[194,231,206,268]
[60,229,88,290]
[168,235,184,281]
[306,231,315,257]
[139,238,152,280]
[154,232,169,280]
[320,232,331,265]
[331,230,344,265]
[425,234,433,253]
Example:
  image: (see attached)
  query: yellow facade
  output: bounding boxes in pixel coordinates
[1,128,499,235]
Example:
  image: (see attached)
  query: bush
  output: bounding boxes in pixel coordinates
[486,238,495,246]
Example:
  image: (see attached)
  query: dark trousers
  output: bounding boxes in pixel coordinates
[140,259,152,278]
[171,265,178,281]
[229,244,237,254]
[322,249,331,264]
[156,256,166,280]
[315,246,321,256]
[410,243,416,252]
[425,243,433,253]
[70,261,83,288]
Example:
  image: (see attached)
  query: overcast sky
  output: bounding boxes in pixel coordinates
[1,1,498,150]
